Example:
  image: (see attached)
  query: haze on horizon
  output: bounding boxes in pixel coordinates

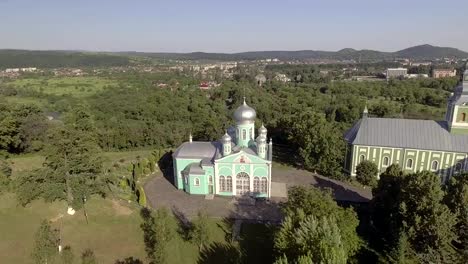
[0,0,466,53]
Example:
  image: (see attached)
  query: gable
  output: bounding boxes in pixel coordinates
[215,150,269,164]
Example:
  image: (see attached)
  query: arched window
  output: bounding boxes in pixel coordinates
[260,177,268,193]
[236,172,250,195]
[194,177,200,186]
[253,177,260,192]
[219,176,226,192]
[455,162,463,174]
[226,176,232,192]
[383,156,389,166]
[406,158,413,169]
[431,160,439,171]
[462,113,466,122]
[208,175,213,184]
[249,128,253,139]
[359,155,365,163]
[242,129,246,140]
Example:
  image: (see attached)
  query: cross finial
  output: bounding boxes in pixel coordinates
[243,96,246,105]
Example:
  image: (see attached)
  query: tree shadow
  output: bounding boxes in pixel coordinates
[313,175,371,204]
[157,150,174,185]
[171,205,192,241]
[114,257,144,264]
[197,242,242,264]
[139,207,156,260]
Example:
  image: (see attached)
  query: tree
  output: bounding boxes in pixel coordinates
[81,249,97,264]
[0,158,11,193]
[355,160,378,186]
[189,210,210,251]
[371,164,405,245]
[275,211,347,264]
[114,257,143,264]
[15,106,104,209]
[31,220,58,264]
[287,111,346,179]
[444,172,468,257]
[140,207,175,264]
[399,171,457,262]
[276,186,361,261]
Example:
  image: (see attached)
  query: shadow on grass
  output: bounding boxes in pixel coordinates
[197,242,242,264]
[313,175,371,204]
[171,205,192,241]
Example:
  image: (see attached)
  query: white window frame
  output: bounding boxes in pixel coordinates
[382,156,389,166]
[431,160,439,171]
[194,177,200,186]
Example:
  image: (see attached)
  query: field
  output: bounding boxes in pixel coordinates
[10,76,118,97]
[8,150,154,178]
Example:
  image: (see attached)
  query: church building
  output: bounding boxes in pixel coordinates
[172,99,273,197]
[345,70,468,181]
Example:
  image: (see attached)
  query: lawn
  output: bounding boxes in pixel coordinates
[10,76,118,97]
[0,193,146,264]
[8,149,154,178]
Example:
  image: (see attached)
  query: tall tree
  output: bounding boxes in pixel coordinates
[371,164,405,245]
[444,172,468,258]
[31,220,58,264]
[287,111,345,179]
[399,171,457,262]
[15,106,104,209]
[275,211,347,264]
[276,186,361,261]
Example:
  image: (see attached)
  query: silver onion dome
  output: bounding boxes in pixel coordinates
[259,124,267,135]
[234,98,256,124]
[256,134,267,144]
[221,132,232,143]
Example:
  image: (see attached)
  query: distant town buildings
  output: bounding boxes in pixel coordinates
[386,68,408,80]
[432,69,457,78]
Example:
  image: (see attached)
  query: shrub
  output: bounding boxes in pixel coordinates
[356,160,378,187]
[143,168,150,175]
[138,186,147,207]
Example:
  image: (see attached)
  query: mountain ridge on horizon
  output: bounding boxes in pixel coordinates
[0,44,467,68]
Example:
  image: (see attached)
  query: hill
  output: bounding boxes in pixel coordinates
[0,44,467,67]
[117,44,468,62]
[0,50,131,69]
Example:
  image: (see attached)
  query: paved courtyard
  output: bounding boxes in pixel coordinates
[143,165,371,221]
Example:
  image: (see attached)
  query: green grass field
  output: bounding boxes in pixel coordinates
[10,76,118,97]
[8,150,154,178]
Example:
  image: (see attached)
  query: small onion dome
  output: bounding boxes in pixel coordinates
[221,132,232,143]
[234,98,256,124]
[258,124,267,135]
[256,134,267,144]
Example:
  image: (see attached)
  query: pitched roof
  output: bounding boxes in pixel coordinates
[172,141,220,160]
[344,117,468,153]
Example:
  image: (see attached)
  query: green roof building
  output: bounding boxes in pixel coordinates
[345,70,468,180]
[172,98,272,197]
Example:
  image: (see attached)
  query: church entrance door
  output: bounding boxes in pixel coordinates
[236,172,250,195]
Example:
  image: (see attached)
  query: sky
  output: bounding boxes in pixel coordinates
[0,0,466,53]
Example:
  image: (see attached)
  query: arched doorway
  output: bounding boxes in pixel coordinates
[236,172,250,195]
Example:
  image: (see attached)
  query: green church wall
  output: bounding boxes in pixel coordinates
[187,173,207,195]
[173,158,202,189]
[235,123,255,147]
[349,144,467,179]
